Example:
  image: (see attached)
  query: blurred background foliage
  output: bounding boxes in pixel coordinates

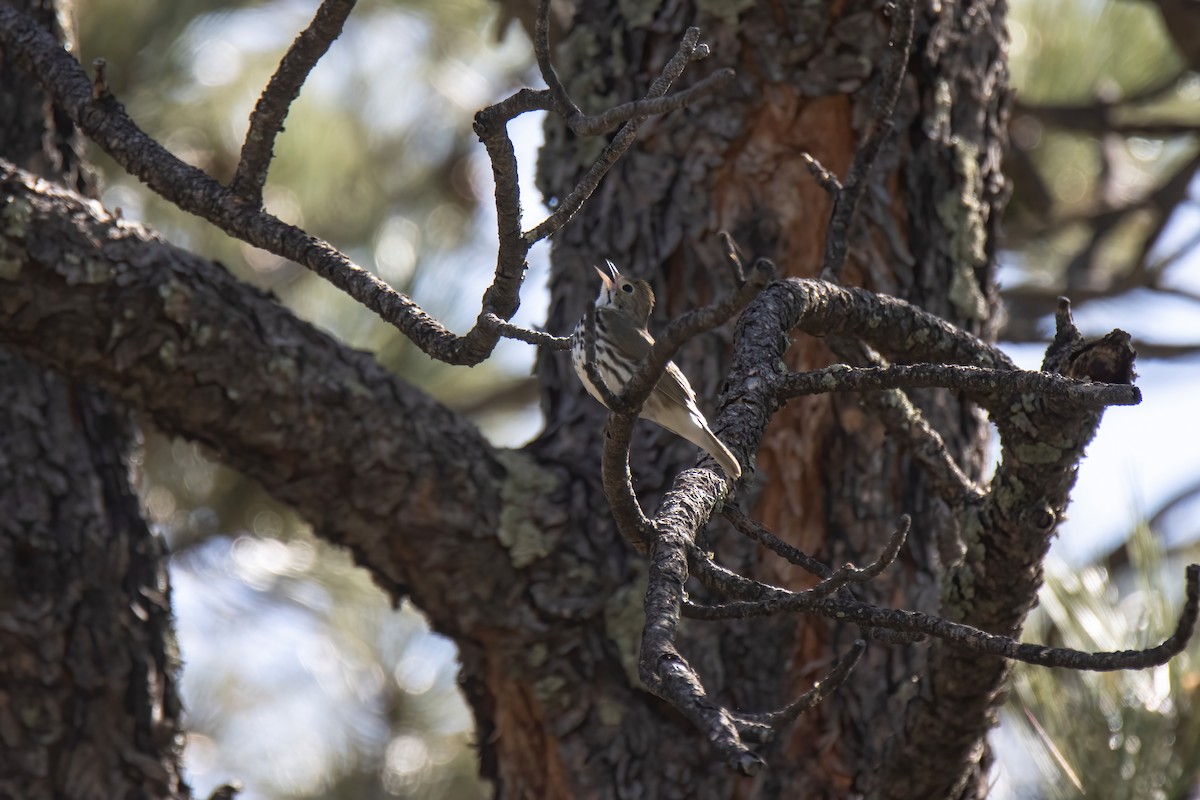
[71,0,1200,796]
[992,0,1200,795]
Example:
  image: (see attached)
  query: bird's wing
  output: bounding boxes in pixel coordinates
[599,308,653,360]
[598,309,700,410]
[659,362,700,410]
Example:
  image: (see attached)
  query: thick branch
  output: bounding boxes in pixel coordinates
[639,469,764,775]
[0,163,524,637]
[774,363,1141,411]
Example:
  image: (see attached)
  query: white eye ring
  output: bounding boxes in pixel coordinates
[621,283,633,293]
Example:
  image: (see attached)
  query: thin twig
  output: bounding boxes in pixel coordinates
[482,313,571,350]
[230,0,357,205]
[820,0,916,282]
[523,30,733,244]
[722,511,911,602]
[733,641,866,740]
[719,509,924,644]
[717,231,747,286]
[565,68,735,136]
[827,337,981,507]
[807,516,910,598]
[801,152,842,198]
[723,505,832,579]
[685,561,1200,671]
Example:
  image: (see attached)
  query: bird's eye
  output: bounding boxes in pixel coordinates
[621,283,633,293]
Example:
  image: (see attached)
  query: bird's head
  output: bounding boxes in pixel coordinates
[594,260,654,326]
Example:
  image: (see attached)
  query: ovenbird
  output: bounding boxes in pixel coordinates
[571,261,742,481]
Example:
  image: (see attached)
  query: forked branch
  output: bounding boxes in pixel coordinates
[0,0,729,367]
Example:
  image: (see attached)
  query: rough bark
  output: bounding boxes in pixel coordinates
[0,1,185,797]
[0,1,1168,800]
[532,1,1007,797]
[0,353,185,799]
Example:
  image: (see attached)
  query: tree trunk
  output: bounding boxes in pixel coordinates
[0,2,186,798]
[521,1,1008,797]
[0,1,1039,798]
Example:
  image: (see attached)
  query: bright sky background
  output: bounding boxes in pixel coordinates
[1002,196,1200,566]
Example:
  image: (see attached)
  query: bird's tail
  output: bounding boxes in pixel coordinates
[690,425,743,482]
[643,394,743,481]
[663,412,742,481]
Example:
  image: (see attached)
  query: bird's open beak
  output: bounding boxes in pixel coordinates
[594,260,620,289]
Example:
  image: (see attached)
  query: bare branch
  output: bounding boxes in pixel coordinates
[685,551,1200,671]
[807,516,909,598]
[717,230,747,286]
[531,0,580,119]
[229,0,357,205]
[716,512,910,600]
[820,0,916,282]
[773,363,1142,411]
[481,313,571,350]
[733,641,866,741]
[800,151,843,198]
[522,29,734,244]
[531,0,732,138]
[723,505,832,580]
[639,472,765,775]
[563,68,736,137]
[825,339,984,508]
[791,280,1014,368]
[720,509,924,644]
[0,3,723,370]
[598,260,774,539]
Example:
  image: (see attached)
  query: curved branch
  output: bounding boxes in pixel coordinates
[0,3,724,369]
[0,163,525,636]
[587,260,775,549]
[229,0,357,204]
[733,641,866,743]
[639,470,766,776]
[684,564,1199,671]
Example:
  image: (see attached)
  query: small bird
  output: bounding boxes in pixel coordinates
[571,261,742,481]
